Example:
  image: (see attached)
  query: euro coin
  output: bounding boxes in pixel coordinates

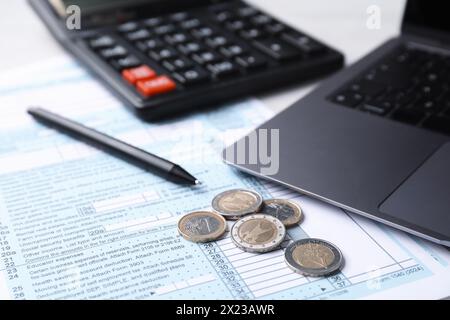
[178,211,227,243]
[258,199,303,227]
[231,214,286,253]
[284,238,344,277]
[212,189,263,218]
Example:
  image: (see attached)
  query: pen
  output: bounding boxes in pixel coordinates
[27,107,201,186]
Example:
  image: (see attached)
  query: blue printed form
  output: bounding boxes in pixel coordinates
[0,57,449,300]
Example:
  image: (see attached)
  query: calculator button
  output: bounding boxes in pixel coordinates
[237,6,258,18]
[154,24,176,35]
[149,48,179,61]
[118,22,139,33]
[251,14,272,26]
[89,35,115,49]
[281,32,325,54]
[112,56,141,70]
[137,38,164,51]
[192,51,221,65]
[163,57,193,72]
[100,46,128,59]
[164,32,190,45]
[180,18,202,30]
[173,68,209,86]
[191,26,216,39]
[170,12,190,22]
[205,36,229,48]
[126,29,152,42]
[178,42,205,55]
[235,54,268,69]
[220,44,247,58]
[240,28,265,40]
[137,75,177,97]
[207,61,239,78]
[122,65,157,84]
[143,17,164,27]
[253,39,300,61]
[225,19,248,32]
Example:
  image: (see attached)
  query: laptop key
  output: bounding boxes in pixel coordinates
[362,98,393,115]
[180,18,202,30]
[226,19,248,32]
[265,22,286,35]
[253,39,300,61]
[391,108,425,125]
[332,91,364,108]
[170,12,190,22]
[191,26,216,39]
[173,68,209,86]
[349,80,385,96]
[422,116,450,135]
[238,6,258,17]
[215,11,235,23]
[251,14,272,25]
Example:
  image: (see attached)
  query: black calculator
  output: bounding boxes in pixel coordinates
[30,0,344,119]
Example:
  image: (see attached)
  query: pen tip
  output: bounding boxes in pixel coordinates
[195,180,201,185]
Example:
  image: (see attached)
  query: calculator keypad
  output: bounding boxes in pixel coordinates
[86,2,330,102]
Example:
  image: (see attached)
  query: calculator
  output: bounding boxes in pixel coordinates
[30,0,344,119]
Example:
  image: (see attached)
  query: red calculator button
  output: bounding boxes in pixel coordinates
[122,65,156,84]
[136,76,177,97]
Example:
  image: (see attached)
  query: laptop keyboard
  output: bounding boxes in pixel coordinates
[329,45,450,135]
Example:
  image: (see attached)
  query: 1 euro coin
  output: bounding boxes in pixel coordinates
[178,211,227,243]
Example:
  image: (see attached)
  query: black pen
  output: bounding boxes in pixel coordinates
[27,107,200,185]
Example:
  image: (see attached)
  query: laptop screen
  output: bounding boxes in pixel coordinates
[403,0,450,35]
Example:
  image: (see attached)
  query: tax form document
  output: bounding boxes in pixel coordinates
[0,57,449,300]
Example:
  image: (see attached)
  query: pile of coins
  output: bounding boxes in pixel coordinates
[178,188,344,277]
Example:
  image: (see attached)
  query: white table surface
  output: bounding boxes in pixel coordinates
[1,0,406,114]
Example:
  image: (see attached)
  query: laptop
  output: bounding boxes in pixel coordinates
[224,0,450,247]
